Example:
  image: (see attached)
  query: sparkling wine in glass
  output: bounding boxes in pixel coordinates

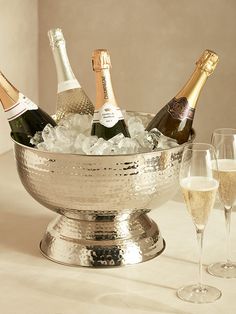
[177,143,222,303]
[208,128,236,278]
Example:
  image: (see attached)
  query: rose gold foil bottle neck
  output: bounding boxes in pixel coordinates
[92,49,112,71]
[196,49,219,76]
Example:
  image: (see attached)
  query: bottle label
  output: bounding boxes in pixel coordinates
[57,79,81,93]
[167,97,195,120]
[92,102,124,128]
[4,93,38,121]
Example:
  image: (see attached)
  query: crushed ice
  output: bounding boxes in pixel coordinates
[30,113,179,155]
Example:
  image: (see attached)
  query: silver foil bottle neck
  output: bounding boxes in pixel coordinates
[48,28,65,48]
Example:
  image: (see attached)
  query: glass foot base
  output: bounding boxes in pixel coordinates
[177,284,222,303]
[208,262,236,278]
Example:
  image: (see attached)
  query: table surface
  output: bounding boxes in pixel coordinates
[0,150,235,314]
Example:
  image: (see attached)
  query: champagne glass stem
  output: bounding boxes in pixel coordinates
[224,206,232,266]
[196,228,204,290]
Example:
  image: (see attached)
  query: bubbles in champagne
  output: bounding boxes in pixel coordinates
[213,160,236,207]
[181,176,219,229]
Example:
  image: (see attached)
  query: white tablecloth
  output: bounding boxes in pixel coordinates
[0,151,235,314]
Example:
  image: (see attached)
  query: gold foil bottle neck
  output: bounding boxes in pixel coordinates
[48,28,65,48]
[92,49,112,71]
[0,71,20,108]
[196,49,219,76]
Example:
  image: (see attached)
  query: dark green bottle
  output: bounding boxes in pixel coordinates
[0,71,56,147]
[146,50,219,144]
[91,49,130,140]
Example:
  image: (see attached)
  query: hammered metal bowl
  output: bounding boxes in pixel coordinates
[13,112,194,267]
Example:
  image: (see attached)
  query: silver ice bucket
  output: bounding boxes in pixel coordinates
[13,111,194,267]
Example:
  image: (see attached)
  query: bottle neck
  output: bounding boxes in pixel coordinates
[94,68,117,109]
[0,73,19,109]
[51,42,80,93]
[175,67,208,109]
[0,72,38,121]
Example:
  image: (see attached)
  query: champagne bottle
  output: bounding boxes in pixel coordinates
[146,49,219,144]
[0,71,56,147]
[48,28,94,122]
[91,49,130,140]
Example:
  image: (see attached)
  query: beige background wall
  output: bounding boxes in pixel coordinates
[39,0,236,143]
[0,0,38,154]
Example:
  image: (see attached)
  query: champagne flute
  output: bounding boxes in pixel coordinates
[177,143,221,303]
[208,128,236,278]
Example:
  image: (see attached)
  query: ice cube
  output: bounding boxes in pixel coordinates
[117,137,140,154]
[127,116,145,138]
[82,136,98,154]
[60,113,92,133]
[30,131,43,146]
[108,133,125,145]
[74,134,87,153]
[42,124,56,143]
[55,126,74,144]
[135,131,155,152]
[89,138,113,155]
[149,128,179,150]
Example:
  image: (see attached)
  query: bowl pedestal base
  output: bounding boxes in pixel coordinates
[40,210,165,267]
